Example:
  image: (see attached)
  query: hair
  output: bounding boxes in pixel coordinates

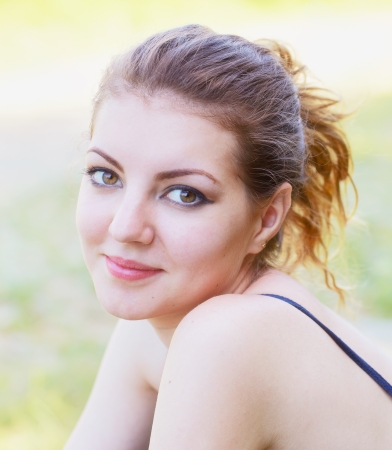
[91,24,356,301]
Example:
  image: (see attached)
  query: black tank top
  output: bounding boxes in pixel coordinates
[261,294,392,398]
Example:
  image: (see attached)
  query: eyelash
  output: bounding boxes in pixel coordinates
[83,167,212,207]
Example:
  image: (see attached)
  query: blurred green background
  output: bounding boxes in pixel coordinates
[0,0,391,448]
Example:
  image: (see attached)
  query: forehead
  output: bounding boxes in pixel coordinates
[91,94,239,176]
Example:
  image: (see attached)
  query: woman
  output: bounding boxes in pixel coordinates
[65,25,392,449]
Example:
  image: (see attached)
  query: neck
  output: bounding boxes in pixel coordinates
[148,259,258,348]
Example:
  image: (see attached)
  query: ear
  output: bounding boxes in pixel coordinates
[247,182,292,255]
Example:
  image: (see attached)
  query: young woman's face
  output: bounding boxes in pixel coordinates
[76,94,261,321]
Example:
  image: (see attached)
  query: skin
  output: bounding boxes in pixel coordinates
[65,93,392,450]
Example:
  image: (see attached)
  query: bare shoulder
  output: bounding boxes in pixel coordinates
[167,293,276,383]
[150,294,284,449]
[170,276,392,411]
[171,290,314,360]
[173,268,326,341]
[152,279,392,449]
[152,289,351,449]
[170,269,390,379]
[153,294,307,439]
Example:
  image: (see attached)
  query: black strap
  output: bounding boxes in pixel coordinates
[261,293,392,398]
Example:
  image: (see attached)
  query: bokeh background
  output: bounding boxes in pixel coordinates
[1,0,391,448]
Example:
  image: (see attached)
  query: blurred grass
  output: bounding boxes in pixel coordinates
[343,93,392,316]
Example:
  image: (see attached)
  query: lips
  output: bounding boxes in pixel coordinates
[105,255,163,281]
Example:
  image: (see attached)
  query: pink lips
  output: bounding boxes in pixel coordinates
[105,256,163,281]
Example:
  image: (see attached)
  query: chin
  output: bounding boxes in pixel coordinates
[97,294,150,320]
[95,285,172,320]
[88,266,164,320]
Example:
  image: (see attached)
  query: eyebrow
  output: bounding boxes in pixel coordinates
[87,147,218,184]
[87,148,124,172]
[155,169,219,184]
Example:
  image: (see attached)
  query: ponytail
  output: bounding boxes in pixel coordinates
[264,40,357,300]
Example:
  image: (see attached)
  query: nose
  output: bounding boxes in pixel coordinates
[108,193,154,245]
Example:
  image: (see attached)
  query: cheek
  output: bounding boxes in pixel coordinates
[160,208,250,272]
[76,183,112,252]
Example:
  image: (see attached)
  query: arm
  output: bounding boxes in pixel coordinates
[64,320,157,450]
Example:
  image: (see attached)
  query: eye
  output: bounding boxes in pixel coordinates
[93,170,119,186]
[163,185,212,207]
[85,167,122,188]
[168,189,197,203]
